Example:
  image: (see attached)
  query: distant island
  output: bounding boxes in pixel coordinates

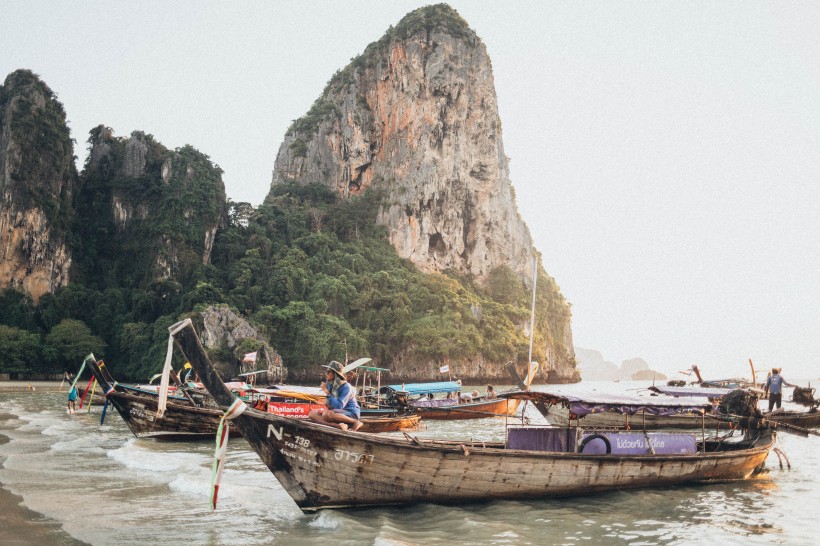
[574,347,668,382]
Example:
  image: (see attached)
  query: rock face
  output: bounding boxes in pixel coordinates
[268,5,535,285]
[197,304,286,382]
[575,348,667,382]
[267,5,577,383]
[75,126,226,288]
[0,70,75,302]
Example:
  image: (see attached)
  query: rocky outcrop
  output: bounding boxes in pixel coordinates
[268,5,534,285]
[267,5,577,383]
[77,127,227,287]
[575,348,667,382]
[196,304,286,382]
[0,70,74,302]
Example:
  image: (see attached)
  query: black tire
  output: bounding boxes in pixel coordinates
[579,433,612,454]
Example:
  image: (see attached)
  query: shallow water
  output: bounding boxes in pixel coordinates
[1,382,818,545]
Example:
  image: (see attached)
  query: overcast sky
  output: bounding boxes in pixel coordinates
[4,1,819,380]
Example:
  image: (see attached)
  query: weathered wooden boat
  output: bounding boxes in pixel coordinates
[546,384,820,430]
[377,381,522,420]
[374,362,539,421]
[171,318,776,512]
[86,358,419,439]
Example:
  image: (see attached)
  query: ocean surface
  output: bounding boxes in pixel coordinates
[1,381,818,545]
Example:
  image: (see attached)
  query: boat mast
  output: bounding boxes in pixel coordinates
[528,256,538,364]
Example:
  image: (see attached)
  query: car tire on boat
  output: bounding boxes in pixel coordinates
[579,433,612,454]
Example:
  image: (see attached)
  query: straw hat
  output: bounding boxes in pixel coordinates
[322,360,346,380]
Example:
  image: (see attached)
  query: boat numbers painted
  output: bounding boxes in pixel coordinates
[266,425,375,466]
[267,424,284,440]
[129,407,155,422]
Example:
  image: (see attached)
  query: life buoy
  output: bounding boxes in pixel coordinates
[579,433,612,454]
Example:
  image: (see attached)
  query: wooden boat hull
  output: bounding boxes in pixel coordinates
[356,413,421,433]
[228,409,773,511]
[104,390,230,440]
[413,398,521,420]
[764,409,820,428]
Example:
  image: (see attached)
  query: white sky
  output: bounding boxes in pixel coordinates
[3,1,819,380]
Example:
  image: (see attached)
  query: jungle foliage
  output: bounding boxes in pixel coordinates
[1,172,570,380]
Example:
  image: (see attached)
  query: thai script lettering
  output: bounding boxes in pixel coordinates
[334,449,375,465]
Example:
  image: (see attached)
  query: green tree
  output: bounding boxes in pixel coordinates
[45,319,106,370]
[0,325,48,373]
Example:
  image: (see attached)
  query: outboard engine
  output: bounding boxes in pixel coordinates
[792,386,818,409]
[717,389,765,432]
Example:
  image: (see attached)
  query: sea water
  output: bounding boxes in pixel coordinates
[1,382,818,545]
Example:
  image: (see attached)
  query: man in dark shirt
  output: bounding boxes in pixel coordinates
[764,368,794,411]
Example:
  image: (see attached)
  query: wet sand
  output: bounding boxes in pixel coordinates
[0,416,86,545]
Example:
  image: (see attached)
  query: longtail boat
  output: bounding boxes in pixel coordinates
[171,318,776,512]
[86,359,420,439]
[375,362,540,420]
[546,384,820,430]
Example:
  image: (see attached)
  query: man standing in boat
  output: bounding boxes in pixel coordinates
[309,361,363,431]
[764,367,794,412]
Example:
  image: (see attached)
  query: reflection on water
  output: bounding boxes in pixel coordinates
[1,383,818,545]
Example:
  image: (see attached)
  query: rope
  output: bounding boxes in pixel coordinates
[210,398,247,510]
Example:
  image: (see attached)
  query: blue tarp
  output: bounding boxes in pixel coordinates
[381,381,462,396]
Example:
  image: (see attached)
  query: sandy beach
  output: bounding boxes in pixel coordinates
[0,381,65,393]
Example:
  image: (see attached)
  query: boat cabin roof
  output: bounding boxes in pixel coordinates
[648,385,732,398]
[381,381,463,396]
[503,389,712,417]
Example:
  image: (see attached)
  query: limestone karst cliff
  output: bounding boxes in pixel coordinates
[269,5,534,285]
[73,126,227,290]
[269,4,577,382]
[0,6,578,383]
[0,70,75,302]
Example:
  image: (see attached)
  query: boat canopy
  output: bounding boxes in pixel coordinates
[355,365,391,373]
[256,384,325,396]
[504,389,711,417]
[648,385,732,398]
[381,381,463,396]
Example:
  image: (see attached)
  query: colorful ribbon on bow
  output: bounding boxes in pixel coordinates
[210,398,247,510]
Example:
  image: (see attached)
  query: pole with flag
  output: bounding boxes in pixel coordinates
[440,363,451,381]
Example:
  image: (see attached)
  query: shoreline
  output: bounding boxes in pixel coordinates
[0,381,64,393]
[0,418,87,545]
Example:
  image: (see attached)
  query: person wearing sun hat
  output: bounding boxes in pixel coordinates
[764,367,794,412]
[308,360,363,431]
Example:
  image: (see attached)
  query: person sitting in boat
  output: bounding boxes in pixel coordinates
[486,385,496,399]
[764,367,795,412]
[309,361,363,431]
[459,391,472,403]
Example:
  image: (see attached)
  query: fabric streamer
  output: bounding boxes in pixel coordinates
[210,398,247,510]
[157,320,193,417]
[78,377,94,409]
[100,399,109,425]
